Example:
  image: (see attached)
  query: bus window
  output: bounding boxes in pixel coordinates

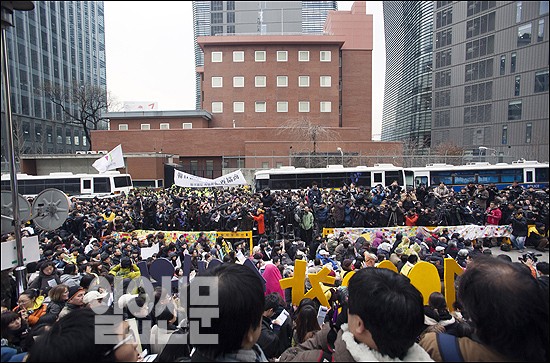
[477,170,499,184]
[373,173,382,184]
[535,168,549,183]
[405,170,414,189]
[64,178,81,194]
[350,172,371,189]
[430,171,453,186]
[322,173,347,189]
[500,168,523,183]
[114,176,132,188]
[526,171,533,183]
[415,176,428,188]
[385,171,404,187]
[452,171,476,185]
[94,177,110,193]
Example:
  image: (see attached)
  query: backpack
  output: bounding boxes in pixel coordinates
[500,243,512,252]
[436,333,464,362]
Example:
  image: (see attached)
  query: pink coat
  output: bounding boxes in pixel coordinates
[263,264,285,300]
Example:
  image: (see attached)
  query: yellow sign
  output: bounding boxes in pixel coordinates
[217,231,254,256]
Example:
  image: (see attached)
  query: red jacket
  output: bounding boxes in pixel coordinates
[486,207,502,225]
[252,213,265,234]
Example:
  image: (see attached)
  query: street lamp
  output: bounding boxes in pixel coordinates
[337,147,343,165]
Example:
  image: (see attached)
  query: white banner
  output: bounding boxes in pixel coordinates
[92,144,125,173]
[1,235,40,271]
[174,169,248,188]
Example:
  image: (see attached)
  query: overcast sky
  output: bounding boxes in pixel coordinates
[103,1,385,137]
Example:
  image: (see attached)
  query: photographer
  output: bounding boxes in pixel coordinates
[474,184,490,210]
[510,209,529,253]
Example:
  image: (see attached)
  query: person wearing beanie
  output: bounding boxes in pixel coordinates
[58,285,85,319]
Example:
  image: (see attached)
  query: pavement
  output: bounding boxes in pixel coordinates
[485,245,548,264]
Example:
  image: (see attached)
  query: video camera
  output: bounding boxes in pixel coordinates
[518,252,542,263]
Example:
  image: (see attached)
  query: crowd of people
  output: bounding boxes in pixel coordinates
[0,180,549,362]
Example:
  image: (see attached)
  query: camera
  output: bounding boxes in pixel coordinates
[518,252,542,263]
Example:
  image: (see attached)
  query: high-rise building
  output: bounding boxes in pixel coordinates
[381,1,434,153]
[192,1,337,109]
[382,1,549,163]
[1,1,106,171]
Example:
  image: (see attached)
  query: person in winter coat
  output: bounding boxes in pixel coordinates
[13,289,47,327]
[109,257,141,280]
[279,268,432,362]
[28,261,61,297]
[45,284,69,318]
[371,231,384,250]
[59,263,82,288]
[510,209,529,252]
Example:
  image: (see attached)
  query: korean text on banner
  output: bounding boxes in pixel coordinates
[173,169,247,188]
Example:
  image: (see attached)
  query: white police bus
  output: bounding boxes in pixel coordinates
[253,164,407,192]
[1,171,133,198]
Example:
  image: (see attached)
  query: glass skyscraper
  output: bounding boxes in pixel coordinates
[381,1,433,153]
[192,1,337,109]
[1,1,106,171]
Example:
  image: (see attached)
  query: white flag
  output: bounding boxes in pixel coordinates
[92,144,125,173]
[174,168,248,187]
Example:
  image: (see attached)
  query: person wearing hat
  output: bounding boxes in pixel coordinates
[510,209,528,253]
[83,290,109,310]
[58,285,86,319]
[28,260,61,297]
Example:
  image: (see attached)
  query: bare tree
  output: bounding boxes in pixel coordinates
[41,82,116,150]
[432,142,465,165]
[277,118,340,154]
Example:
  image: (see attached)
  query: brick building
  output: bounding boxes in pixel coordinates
[92,2,403,186]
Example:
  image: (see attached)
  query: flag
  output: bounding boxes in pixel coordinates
[92,144,125,173]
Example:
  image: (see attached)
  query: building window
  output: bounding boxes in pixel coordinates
[466,12,496,39]
[160,123,170,130]
[47,127,52,143]
[510,52,516,73]
[212,26,223,35]
[211,12,223,24]
[211,51,222,63]
[435,49,452,68]
[255,51,266,62]
[212,76,223,88]
[141,124,150,130]
[541,1,549,15]
[517,23,532,46]
[436,28,453,49]
[515,75,521,96]
[298,76,310,87]
[516,1,522,23]
[277,101,288,113]
[320,76,332,87]
[320,51,331,62]
[233,76,244,87]
[534,70,549,92]
[255,101,266,113]
[277,76,288,87]
[508,100,522,120]
[233,101,244,113]
[226,12,235,23]
[538,19,545,41]
[525,123,532,143]
[118,124,128,130]
[500,55,506,75]
[298,101,310,112]
[298,51,309,62]
[211,1,223,11]
[255,75,266,87]
[182,123,192,129]
[436,8,453,28]
[502,125,508,145]
[320,101,331,113]
[83,138,87,147]
[277,51,287,62]
[211,102,223,113]
[74,135,79,146]
[465,35,495,60]
[233,51,244,62]
[435,70,451,88]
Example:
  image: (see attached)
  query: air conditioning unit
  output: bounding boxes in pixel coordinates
[86,151,98,154]
[76,151,86,155]
[98,150,108,154]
